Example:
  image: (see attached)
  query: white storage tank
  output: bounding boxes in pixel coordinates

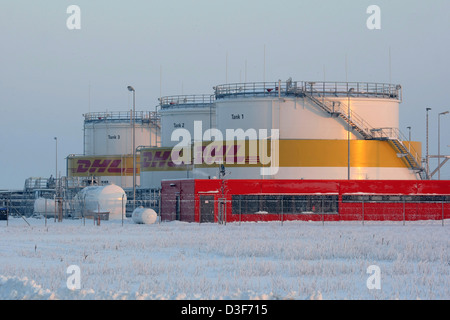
[211,81,421,180]
[215,81,401,141]
[79,111,161,188]
[139,80,422,183]
[132,206,158,224]
[83,111,160,156]
[159,95,215,147]
[75,184,127,220]
[140,95,217,188]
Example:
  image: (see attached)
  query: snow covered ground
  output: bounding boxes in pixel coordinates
[0,217,449,300]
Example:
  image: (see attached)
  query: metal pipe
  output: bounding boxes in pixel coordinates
[127,86,136,210]
[426,108,432,179]
[348,88,354,180]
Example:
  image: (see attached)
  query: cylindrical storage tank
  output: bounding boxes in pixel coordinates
[75,184,127,220]
[140,95,217,188]
[82,111,160,188]
[83,111,160,156]
[132,206,158,224]
[215,82,401,141]
[211,81,420,180]
[159,95,215,147]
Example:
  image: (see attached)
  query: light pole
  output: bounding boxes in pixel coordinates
[407,126,411,151]
[54,137,58,194]
[438,111,449,180]
[54,137,58,222]
[426,108,432,179]
[347,87,354,180]
[127,85,136,211]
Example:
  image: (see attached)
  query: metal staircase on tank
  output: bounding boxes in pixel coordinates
[304,93,374,140]
[213,80,427,179]
[298,88,426,178]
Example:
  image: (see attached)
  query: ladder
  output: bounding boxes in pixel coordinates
[387,139,423,172]
[300,90,425,176]
[305,92,374,140]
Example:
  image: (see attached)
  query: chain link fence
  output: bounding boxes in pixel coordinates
[160,194,449,226]
[1,193,448,227]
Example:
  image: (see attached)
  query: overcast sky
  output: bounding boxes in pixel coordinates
[1,0,449,189]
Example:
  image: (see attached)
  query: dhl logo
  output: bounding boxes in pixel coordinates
[69,157,137,176]
[140,144,262,172]
[141,150,182,170]
[193,144,259,165]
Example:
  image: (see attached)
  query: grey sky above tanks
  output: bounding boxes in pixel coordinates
[0,0,449,189]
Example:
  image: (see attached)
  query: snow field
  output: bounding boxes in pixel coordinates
[0,218,449,300]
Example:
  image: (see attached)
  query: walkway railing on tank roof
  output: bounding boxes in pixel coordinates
[159,94,215,109]
[214,81,402,101]
[84,111,160,123]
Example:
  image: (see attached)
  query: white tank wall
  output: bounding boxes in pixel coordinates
[84,121,159,156]
[218,166,418,181]
[327,97,400,134]
[216,98,273,133]
[160,106,215,147]
[216,96,400,140]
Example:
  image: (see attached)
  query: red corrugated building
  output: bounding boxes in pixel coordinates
[161,179,450,223]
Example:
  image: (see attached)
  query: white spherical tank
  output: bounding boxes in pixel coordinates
[75,184,127,220]
[132,206,158,224]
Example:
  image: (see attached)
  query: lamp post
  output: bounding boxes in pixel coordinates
[54,137,58,222]
[426,108,432,179]
[438,111,449,180]
[127,85,136,211]
[407,126,411,152]
[347,87,354,180]
[54,137,58,194]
